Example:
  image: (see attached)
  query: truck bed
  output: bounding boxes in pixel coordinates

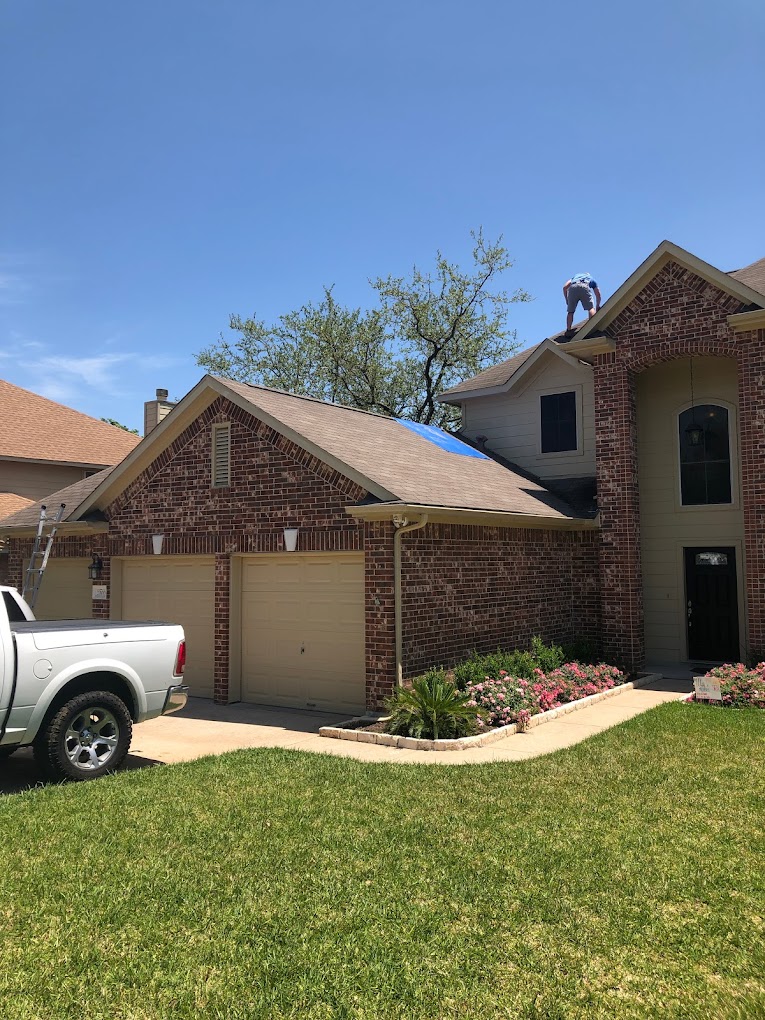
[10,619,174,634]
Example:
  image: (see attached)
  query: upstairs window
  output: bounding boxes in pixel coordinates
[679,404,731,505]
[540,391,577,453]
[212,423,231,487]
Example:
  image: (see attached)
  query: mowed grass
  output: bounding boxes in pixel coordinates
[0,704,763,1020]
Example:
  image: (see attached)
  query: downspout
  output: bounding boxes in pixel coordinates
[393,514,428,688]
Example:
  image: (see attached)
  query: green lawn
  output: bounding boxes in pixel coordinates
[0,703,763,1020]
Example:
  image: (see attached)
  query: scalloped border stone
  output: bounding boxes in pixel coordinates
[319,672,664,751]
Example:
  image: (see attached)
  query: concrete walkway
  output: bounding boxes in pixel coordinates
[0,680,687,793]
[133,679,686,766]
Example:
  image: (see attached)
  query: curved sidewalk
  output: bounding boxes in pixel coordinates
[131,681,684,767]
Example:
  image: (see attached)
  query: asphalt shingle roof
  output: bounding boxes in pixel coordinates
[0,378,141,465]
[728,256,765,298]
[219,379,581,519]
[0,493,35,522]
[0,470,111,529]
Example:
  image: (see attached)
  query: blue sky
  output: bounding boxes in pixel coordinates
[1,0,763,432]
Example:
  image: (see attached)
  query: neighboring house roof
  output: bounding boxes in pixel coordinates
[0,376,588,531]
[0,378,141,465]
[0,493,35,521]
[0,470,112,530]
[728,255,765,298]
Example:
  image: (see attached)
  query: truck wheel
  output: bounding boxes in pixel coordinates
[34,691,133,781]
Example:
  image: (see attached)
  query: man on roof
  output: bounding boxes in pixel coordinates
[563,272,602,334]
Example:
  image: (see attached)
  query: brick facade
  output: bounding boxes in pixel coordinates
[401,524,600,677]
[5,394,600,710]
[594,260,765,669]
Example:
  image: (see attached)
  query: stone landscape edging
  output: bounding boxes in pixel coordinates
[319,672,664,751]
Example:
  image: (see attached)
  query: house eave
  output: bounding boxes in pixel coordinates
[0,521,109,539]
[346,502,598,531]
[727,308,765,332]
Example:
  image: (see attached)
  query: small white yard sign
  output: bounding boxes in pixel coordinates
[694,677,722,701]
[92,585,108,601]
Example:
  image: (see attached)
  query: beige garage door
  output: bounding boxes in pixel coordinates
[25,558,92,620]
[120,557,215,698]
[240,553,365,713]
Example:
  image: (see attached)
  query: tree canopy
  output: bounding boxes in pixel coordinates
[196,231,530,430]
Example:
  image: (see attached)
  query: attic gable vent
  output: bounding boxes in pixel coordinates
[212,423,231,487]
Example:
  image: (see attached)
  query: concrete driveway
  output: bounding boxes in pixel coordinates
[0,680,687,794]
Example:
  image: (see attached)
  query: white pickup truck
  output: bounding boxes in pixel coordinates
[0,585,188,781]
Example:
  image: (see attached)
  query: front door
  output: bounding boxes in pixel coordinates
[684,547,739,662]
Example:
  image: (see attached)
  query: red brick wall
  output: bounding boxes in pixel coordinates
[364,521,396,707]
[594,260,761,669]
[401,524,600,677]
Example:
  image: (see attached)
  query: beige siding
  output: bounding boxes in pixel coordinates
[462,353,595,479]
[24,558,92,620]
[637,358,744,664]
[238,553,365,713]
[0,461,86,502]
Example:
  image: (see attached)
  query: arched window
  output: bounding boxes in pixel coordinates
[678,404,731,505]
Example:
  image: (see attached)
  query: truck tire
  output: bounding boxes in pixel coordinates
[34,691,133,782]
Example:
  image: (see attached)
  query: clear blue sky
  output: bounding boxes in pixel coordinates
[2,0,763,431]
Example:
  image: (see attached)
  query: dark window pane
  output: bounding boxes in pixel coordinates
[681,463,707,505]
[679,402,731,505]
[705,461,732,504]
[541,392,577,453]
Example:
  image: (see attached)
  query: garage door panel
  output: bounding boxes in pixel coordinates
[240,554,365,713]
[120,557,215,698]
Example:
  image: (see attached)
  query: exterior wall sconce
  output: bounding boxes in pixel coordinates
[88,554,103,580]
[283,528,299,552]
[685,421,704,447]
[152,534,165,555]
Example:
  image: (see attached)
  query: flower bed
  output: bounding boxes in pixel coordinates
[466,663,626,729]
[692,663,765,708]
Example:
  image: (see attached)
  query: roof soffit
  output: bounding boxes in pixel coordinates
[571,240,765,344]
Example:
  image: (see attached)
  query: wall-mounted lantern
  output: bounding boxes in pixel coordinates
[88,554,103,580]
[152,534,165,555]
[283,528,299,552]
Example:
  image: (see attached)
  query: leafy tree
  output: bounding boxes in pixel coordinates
[197,230,530,430]
[101,418,139,434]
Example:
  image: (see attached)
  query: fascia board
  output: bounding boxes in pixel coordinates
[0,455,116,469]
[346,502,598,531]
[437,341,585,404]
[73,379,219,519]
[505,340,592,396]
[573,241,765,344]
[0,521,108,538]
[210,380,396,501]
[75,375,396,520]
[728,308,765,332]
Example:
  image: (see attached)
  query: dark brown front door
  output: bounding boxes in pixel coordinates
[684,547,739,662]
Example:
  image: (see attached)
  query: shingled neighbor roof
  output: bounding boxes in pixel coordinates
[0,470,111,529]
[0,493,35,521]
[0,379,141,465]
[217,379,580,520]
[728,256,765,298]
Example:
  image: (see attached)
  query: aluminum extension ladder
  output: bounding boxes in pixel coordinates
[21,502,66,611]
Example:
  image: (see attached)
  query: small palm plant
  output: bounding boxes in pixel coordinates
[385,669,481,740]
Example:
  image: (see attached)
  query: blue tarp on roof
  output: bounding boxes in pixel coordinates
[395,419,489,459]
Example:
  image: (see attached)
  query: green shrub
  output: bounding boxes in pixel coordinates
[385,669,481,740]
[530,635,565,674]
[451,638,568,689]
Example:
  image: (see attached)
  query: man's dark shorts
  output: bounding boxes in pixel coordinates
[567,283,594,314]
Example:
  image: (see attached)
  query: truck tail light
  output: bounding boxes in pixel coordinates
[174,640,186,677]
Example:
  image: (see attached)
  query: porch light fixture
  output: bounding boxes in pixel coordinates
[283,527,299,552]
[685,358,704,447]
[152,534,165,555]
[88,554,103,580]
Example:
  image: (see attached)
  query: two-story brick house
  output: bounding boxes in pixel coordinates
[1,240,763,710]
[441,240,765,673]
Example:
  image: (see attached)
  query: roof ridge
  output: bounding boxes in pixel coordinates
[217,376,409,425]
